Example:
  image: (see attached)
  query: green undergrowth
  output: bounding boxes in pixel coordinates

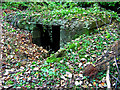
[46,56,63,63]
[67,42,81,51]
[2,2,120,88]
[46,25,119,64]
[2,22,120,89]
[3,3,119,27]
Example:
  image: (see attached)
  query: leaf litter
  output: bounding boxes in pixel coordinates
[0,19,120,89]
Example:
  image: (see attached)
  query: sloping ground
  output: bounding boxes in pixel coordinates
[45,20,120,88]
[0,18,120,89]
[0,21,49,89]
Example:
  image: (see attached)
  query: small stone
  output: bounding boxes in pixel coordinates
[74,74,79,77]
[20,66,24,70]
[4,70,9,76]
[16,75,19,81]
[85,54,89,58]
[102,77,106,82]
[82,84,88,88]
[84,62,90,67]
[61,80,65,86]
[86,62,90,65]
[7,55,14,59]
[0,82,2,87]
[115,72,118,74]
[60,60,63,63]
[78,63,82,67]
[56,84,59,87]
[113,83,115,86]
[65,72,72,78]
[79,42,82,45]
[75,81,79,86]
[99,84,103,88]
[84,64,87,67]
[93,45,96,48]
[27,77,31,81]
[4,76,10,81]
[86,81,89,84]
[89,83,92,86]
[21,60,27,66]
[79,71,83,73]
[81,58,86,61]
[109,51,113,54]
[103,83,107,87]
[76,78,80,81]
[79,74,83,78]
[3,86,9,89]
[91,54,96,58]
[103,42,107,44]
[61,75,67,80]
[104,50,107,53]
[66,62,69,65]
[1,39,4,43]
[113,63,116,66]
[16,87,22,89]
[75,38,80,41]
[24,70,30,74]
[33,67,39,71]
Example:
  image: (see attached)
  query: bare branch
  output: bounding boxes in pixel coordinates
[106,65,111,89]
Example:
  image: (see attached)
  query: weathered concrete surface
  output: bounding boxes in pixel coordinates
[59,17,110,47]
[31,26,41,46]
[4,13,111,48]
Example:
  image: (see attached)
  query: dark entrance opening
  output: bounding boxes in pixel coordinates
[34,24,60,52]
[52,25,60,52]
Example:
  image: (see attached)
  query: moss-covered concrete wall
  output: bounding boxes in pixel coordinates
[4,13,110,49]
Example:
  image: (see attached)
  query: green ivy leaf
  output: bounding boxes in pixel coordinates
[32,62,36,65]
[15,49,18,52]
[6,80,14,85]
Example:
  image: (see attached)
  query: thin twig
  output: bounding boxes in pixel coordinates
[110,74,120,83]
[95,53,120,67]
[114,56,120,76]
[114,56,120,89]
[106,65,111,89]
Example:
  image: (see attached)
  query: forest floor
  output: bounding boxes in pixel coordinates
[0,9,120,89]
